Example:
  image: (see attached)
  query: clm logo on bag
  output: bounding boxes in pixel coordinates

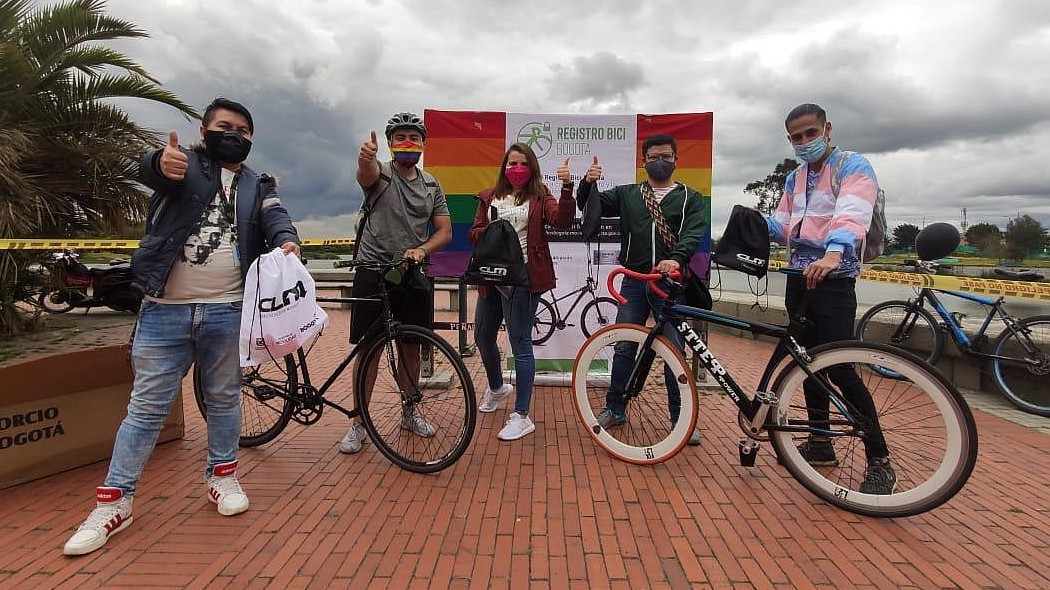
[479,266,508,277]
[258,281,307,312]
[736,253,767,267]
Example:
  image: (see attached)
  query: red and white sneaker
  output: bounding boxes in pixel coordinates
[63,487,133,556]
[207,460,249,516]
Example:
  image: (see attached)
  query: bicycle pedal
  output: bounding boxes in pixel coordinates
[738,439,760,467]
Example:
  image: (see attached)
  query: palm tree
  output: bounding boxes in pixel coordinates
[0,0,198,334]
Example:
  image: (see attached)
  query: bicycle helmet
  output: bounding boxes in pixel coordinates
[385,112,427,141]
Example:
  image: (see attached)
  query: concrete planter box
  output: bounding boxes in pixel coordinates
[0,345,184,490]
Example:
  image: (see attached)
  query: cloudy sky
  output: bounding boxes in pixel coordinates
[105,0,1050,239]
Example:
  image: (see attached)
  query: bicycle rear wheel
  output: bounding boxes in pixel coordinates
[769,341,977,518]
[571,324,696,464]
[992,315,1050,417]
[355,324,476,473]
[532,297,557,345]
[580,296,619,338]
[855,300,943,376]
[193,354,296,447]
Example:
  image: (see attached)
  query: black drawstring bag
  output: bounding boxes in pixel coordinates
[714,205,770,278]
[463,206,528,286]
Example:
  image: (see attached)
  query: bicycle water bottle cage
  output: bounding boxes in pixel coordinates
[950,312,966,326]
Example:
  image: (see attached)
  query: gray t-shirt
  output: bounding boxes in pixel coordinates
[356,161,450,264]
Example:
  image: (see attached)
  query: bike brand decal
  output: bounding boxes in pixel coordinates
[679,322,727,376]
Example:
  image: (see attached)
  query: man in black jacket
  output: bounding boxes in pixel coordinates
[64,98,300,556]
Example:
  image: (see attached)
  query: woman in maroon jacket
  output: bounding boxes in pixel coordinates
[469,143,576,441]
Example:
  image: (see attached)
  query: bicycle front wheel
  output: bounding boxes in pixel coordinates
[572,324,697,464]
[193,354,296,447]
[355,324,476,473]
[532,297,557,345]
[580,296,620,338]
[769,341,977,518]
[992,315,1050,417]
[855,300,943,376]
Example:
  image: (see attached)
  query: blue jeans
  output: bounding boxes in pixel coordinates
[474,286,540,415]
[105,300,242,496]
[607,277,685,423]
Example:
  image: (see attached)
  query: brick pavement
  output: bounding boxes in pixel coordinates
[1,307,1048,589]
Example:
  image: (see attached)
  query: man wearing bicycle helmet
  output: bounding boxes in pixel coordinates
[767,102,895,495]
[339,112,452,455]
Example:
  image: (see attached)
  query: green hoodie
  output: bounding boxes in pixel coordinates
[578,181,709,272]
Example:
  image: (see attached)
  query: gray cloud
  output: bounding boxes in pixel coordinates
[547,52,645,109]
[99,0,1050,241]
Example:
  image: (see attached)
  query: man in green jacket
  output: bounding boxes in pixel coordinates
[576,134,708,445]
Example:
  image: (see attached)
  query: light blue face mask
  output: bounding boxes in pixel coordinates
[794,136,828,163]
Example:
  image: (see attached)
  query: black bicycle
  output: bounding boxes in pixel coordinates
[855,260,1050,417]
[193,258,477,473]
[571,267,978,517]
[533,274,619,345]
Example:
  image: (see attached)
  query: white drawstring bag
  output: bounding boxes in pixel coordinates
[240,248,328,367]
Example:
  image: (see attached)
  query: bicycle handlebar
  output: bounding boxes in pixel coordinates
[333,258,427,272]
[607,267,682,304]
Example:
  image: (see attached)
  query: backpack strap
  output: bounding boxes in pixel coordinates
[829,150,856,197]
[353,162,393,256]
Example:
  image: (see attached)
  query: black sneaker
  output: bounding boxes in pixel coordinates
[859,458,897,495]
[796,438,839,466]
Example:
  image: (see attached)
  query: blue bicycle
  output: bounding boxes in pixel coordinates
[855,261,1050,417]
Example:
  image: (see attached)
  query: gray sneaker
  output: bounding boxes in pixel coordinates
[401,409,436,437]
[338,423,368,454]
[687,427,702,446]
[859,458,898,495]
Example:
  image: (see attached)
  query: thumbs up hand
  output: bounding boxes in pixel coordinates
[360,131,379,162]
[556,157,572,184]
[159,131,188,180]
[585,155,602,184]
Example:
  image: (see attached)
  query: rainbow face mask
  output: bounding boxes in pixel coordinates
[391,141,423,166]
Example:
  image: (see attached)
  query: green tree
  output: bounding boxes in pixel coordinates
[0,0,197,334]
[744,158,798,215]
[892,223,920,251]
[1004,214,1047,260]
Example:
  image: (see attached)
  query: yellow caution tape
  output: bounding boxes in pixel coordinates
[4,239,1047,301]
[767,260,1049,301]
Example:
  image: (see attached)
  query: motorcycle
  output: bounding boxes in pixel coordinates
[38,250,142,314]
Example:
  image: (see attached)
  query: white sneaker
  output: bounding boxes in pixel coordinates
[479,384,512,413]
[63,487,133,556]
[338,423,368,454]
[207,460,249,516]
[401,409,437,437]
[497,412,535,441]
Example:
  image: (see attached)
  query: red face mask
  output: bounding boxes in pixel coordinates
[505,163,532,187]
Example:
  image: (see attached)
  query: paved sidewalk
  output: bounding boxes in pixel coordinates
[0,309,1047,589]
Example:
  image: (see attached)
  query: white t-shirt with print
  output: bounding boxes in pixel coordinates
[491,195,530,263]
[155,167,243,303]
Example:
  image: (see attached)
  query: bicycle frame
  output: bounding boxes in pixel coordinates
[909,288,1032,362]
[544,276,599,324]
[287,262,421,420]
[614,270,867,442]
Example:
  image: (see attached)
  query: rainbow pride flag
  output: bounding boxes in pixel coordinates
[423,110,713,278]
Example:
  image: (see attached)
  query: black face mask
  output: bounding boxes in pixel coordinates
[644,158,675,182]
[204,130,252,164]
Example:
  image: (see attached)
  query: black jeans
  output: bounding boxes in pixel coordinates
[785,275,889,459]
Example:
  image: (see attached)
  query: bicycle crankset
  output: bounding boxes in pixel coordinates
[291,385,325,425]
